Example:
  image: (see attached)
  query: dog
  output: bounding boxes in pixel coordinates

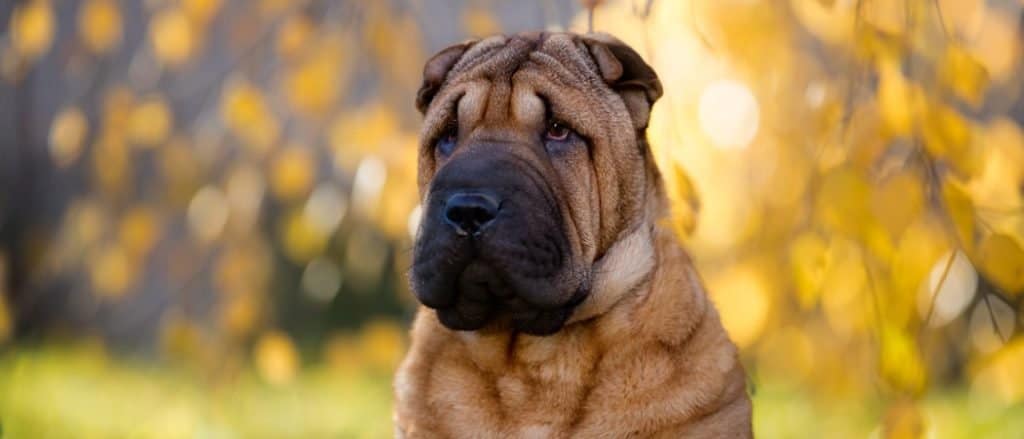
[394,31,752,438]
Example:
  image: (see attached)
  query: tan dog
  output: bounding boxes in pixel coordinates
[395,32,751,438]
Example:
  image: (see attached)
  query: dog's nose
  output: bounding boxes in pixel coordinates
[444,193,499,236]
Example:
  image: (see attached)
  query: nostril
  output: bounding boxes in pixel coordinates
[447,205,493,225]
[443,193,500,236]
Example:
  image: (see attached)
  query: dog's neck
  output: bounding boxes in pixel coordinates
[567,222,656,324]
[570,168,669,324]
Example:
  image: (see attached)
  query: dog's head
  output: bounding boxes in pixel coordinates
[410,32,663,335]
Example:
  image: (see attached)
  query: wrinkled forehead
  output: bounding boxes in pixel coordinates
[421,32,611,138]
[445,32,602,95]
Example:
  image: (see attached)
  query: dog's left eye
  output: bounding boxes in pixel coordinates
[545,121,571,142]
[436,125,458,156]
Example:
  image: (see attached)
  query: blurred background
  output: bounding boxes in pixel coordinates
[1,0,1023,437]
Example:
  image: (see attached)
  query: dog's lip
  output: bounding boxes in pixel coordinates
[430,281,589,335]
[423,277,588,333]
[509,306,573,336]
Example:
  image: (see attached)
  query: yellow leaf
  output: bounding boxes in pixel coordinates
[862,0,907,37]
[788,231,829,309]
[260,0,290,16]
[10,0,55,59]
[270,145,316,201]
[48,106,89,168]
[254,330,300,386]
[788,0,855,45]
[92,133,132,197]
[967,10,1019,82]
[755,325,816,385]
[280,209,328,263]
[877,60,917,137]
[284,48,345,116]
[364,9,423,88]
[276,15,314,59]
[971,339,1024,405]
[118,206,162,258]
[158,138,202,208]
[814,167,872,237]
[761,143,812,206]
[182,0,221,25]
[78,0,123,54]
[344,226,388,289]
[100,86,134,134]
[160,313,203,362]
[358,320,406,371]
[938,44,989,106]
[706,262,771,348]
[831,100,885,171]
[220,77,279,153]
[976,233,1024,296]
[67,198,108,249]
[879,327,928,397]
[872,172,925,238]
[150,8,194,66]
[820,238,871,336]
[221,295,260,338]
[90,244,136,298]
[921,104,978,177]
[329,104,399,170]
[969,118,1024,212]
[855,23,903,63]
[128,95,173,147]
[882,398,926,439]
[323,332,361,371]
[936,0,986,44]
[215,239,272,298]
[941,179,976,251]
[461,8,502,37]
[665,162,700,239]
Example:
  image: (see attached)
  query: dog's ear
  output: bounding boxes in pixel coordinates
[581,33,663,129]
[416,40,478,115]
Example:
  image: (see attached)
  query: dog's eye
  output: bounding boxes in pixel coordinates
[545,121,571,142]
[436,124,458,156]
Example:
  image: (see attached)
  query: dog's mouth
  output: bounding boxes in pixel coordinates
[414,255,589,336]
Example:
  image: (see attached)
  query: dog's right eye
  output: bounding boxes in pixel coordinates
[436,125,458,156]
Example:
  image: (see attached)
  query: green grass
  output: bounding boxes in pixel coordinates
[0,346,393,438]
[1,346,1022,438]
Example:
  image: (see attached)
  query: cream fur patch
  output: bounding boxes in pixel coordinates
[568,225,655,324]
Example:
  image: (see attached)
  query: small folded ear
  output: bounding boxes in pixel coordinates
[415,40,478,114]
[581,33,663,129]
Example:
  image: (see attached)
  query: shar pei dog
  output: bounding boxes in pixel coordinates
[395,31,752,438]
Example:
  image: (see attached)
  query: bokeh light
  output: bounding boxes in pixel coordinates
[698,79,760,150]
[919,250,979,328]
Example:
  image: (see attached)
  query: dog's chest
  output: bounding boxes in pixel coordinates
[456,327,602,429]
